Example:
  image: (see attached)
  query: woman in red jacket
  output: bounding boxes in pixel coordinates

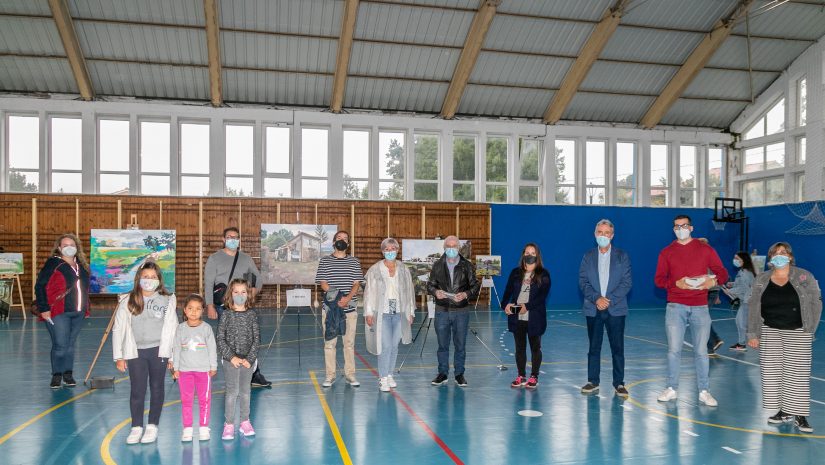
[35,233,91,389]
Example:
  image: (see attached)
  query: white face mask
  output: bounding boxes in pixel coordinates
[61,246,77,258]
[140,278,160,292]
[674,228,691,241]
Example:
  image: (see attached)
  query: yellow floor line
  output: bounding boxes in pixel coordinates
[309,370,353,465]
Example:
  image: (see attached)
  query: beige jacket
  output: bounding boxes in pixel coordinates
[363,261,415,356]
[112,293,179,361]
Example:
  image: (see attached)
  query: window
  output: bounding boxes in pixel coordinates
[379,131,405,200]
[679,145,697,207]
[797,77,806,126]
[706,147,725,207]
[452,135,476,201]
[49,117,82,193]
[485,136,508,202]
[743,142,784,173]
[585,140,606,205]
[743,176,784,207]
[343,129,369,200]
[615,142,635,206]
[797,136,806,165]
[301,127,328,198]
[650,143,669,206]
[554,139,575,205]
[517,138,541,204]
[225,124,254,197]
[413,133,439,201]
[139,121,170,195]
[180,122,210,196]
[6,115,39,192]
[743,98,785,140]
[99,119,130,194]
[797,173,805,202]
[264,126,291,198]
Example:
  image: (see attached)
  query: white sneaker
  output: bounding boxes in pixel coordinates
[387,375,397,388]
[346,376,361,387]
[126,426,143,444]
[198,427,210,441]
[699,390,718,407]
[657,387,678,402]
[181,427,193,442]
[140,424,158,443]
[379,377,391,392]
[322,377,335,388]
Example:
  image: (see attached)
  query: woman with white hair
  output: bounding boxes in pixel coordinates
[364,238,416,392]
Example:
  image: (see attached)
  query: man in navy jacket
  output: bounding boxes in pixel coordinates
[578,219,633,398]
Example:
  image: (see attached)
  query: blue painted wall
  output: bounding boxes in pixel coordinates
[491,204,740,309]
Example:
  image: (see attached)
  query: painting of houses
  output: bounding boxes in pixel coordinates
[89,229,176,294]
[0,253,24,275]
[401,239,471,294]
[475,255,502,277]
[261,224,336,285]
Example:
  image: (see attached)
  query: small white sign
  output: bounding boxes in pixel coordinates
[481,277,495,288]
[427,297,435,319]
[286,288,312,307]
[417,273,430,282]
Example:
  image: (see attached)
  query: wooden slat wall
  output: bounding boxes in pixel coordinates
[0,194,490,310]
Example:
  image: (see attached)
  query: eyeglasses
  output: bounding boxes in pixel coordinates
[673,224,691,230]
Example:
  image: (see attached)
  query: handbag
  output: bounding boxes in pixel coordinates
[30,287,72,318]
[212,251,240,307]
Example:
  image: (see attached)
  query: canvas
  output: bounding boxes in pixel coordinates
[0,278,11,319]
[0,253,24,275]
[401,239,471,294]
[260,224,337,285]
[475,255,502,277]
[89,229,176,294]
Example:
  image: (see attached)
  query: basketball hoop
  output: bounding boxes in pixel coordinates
[711,220,727,231]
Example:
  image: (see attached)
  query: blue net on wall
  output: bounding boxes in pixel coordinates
[786,201,825,235]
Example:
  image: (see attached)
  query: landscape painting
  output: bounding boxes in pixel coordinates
[401,239,470,294]
[90,229,176,294]
[475,255,502,277]
[260,224,337,285]
[0,253,24,275]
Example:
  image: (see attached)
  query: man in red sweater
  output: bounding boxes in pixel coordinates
[654,214,728,407]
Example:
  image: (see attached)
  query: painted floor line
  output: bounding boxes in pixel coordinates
[722,446,742,454]
[683,430,699,437]
[309,371,353,465]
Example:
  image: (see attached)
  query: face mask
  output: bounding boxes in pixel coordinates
[383,251,397,261]
[674,228,691,241]
[140,278,159,292]
[233,294,248,306]
[225,238,239,250]
[445,248,459,259]
[523,255,537,265]
[770,255,790,269]
[334,240,348,251]
[61,246,77,258]
[596,236,611,248]
[733,258,743,268]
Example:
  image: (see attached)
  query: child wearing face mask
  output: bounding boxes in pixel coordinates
[112,261,179,445]
[216,279,260,440]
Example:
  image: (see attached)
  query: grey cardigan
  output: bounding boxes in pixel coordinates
[747,266,822,341]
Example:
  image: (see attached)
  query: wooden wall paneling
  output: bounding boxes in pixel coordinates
[0,196,34,297]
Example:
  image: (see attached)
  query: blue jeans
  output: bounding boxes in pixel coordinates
[735,303,749,345]
[586,312,625,388]
[45,310,84,374]
[665,303,711,391]
[378,313,402,378]
[435,310,469,376]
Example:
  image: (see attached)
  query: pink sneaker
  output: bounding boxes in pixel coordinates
[221,423,235,440]
[239,420,256,437]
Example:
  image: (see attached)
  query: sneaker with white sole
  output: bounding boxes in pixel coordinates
[346,376,360,387]
[321,377,335,388]
[698,390,718,407]
[657,387,678,402]
[221,423,235,440]
[181,427,193,442]
[387,375,397,388]
[239,420,255,437]
[140,424,158,444]
[198,426,210,441]
[379,377,391,392]
[126,426,144,445]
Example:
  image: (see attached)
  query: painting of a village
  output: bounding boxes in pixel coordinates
[475,255,502,277]
[260,224,337,285]
[402,239,471,294]
[89,229,176,294]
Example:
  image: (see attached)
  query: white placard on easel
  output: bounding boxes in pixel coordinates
[426,297,435,319]
[481,277,494,288]
[286,288,311,307]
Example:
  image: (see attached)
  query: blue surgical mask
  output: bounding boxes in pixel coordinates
[232,294,247,306]
[674,229,691,241]
[225,238,240,250]
[770,255,790,268]
[383,251,397,261]
[445,248,459,259]
[733,258,743,268]
[596,236,611,248]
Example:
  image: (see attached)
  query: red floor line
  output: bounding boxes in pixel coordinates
[355,351,465,465]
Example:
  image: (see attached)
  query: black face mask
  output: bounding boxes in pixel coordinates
[523,255,537,265]
[334,240,349,251]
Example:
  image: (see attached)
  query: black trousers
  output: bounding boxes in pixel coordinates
[127,346,168,427]
[514,320,542,377]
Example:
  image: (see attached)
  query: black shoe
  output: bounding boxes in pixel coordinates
[250,372,272,388]
[712,340,724,352]
[767,410,793,424]
[580,382,599,394]
[50,373,62,389]
[455,374,468,387]
[614,385,629,398]
[62,371,77,387]
[795,416,813,433]
[431,373,448,386]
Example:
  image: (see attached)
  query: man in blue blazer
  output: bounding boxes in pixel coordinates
[578,219,633,398]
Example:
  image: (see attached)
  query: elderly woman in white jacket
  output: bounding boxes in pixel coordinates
[364,237,415,392]
[112,261,179,445]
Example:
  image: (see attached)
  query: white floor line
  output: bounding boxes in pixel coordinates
[722,446,742,455]
[682,430,699,437]
[553,377,564,382]
[621,404,632,410]
[810,399,825,406]
[711,318,736,321]
[651,417,665,422]
[596,394,605,399]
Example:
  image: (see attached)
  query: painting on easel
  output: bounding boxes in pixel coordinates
[0,278,11,320]
[260,224,337,285]
[89,229,176,294]
[0,253,24,275]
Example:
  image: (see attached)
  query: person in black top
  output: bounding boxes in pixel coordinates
[427,235,480,387]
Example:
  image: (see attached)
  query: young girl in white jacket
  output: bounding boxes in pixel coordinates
[112,261,179,445]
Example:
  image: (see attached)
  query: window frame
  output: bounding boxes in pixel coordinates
[412,131,440,201]
[614,140,636,207]
[484,134,509,203]
[299,125,330,199]
[678,144,698,208]
[649,142,670,207]
[554,138,577,205]
[97,116,132,195]
[179,120,211,197]
[451,133,477,202]
[263,123,293,198]
[48,114,83,194]
[342,127,370,200]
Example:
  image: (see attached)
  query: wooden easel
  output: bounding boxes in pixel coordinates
[0,274,26,320]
